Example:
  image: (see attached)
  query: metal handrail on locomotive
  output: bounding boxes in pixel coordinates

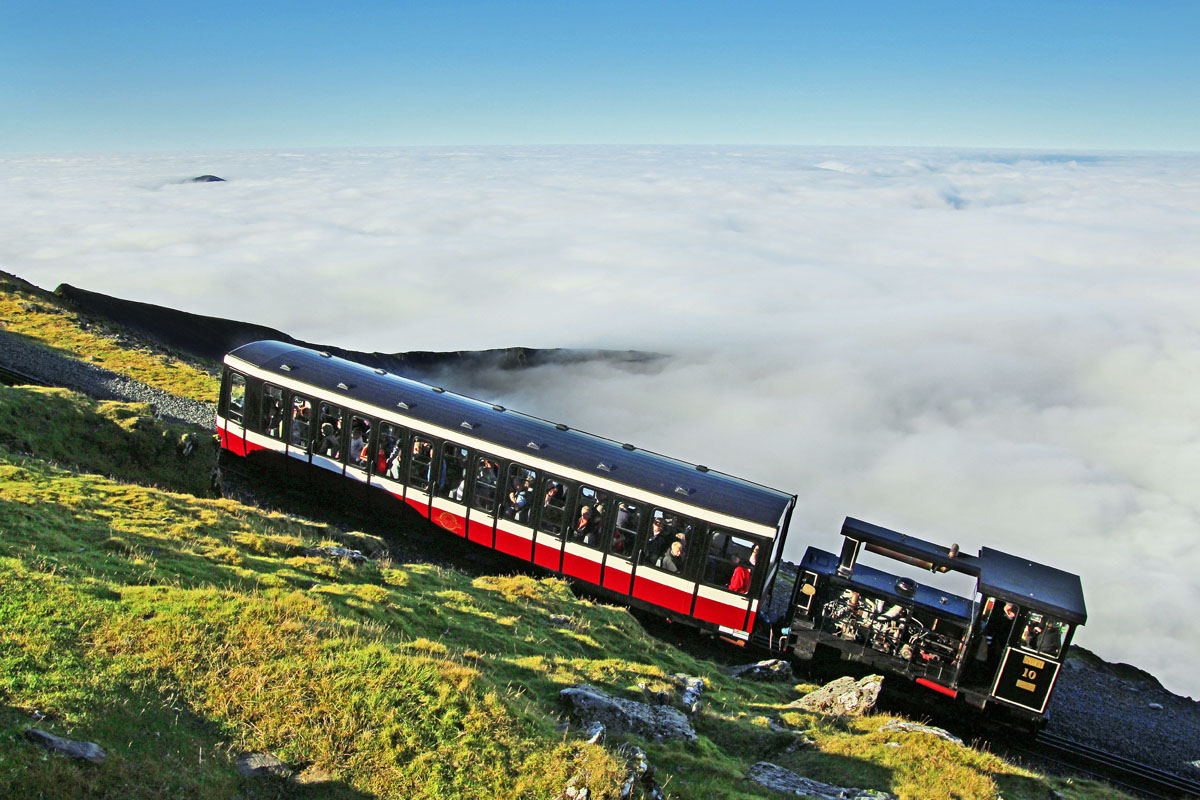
[216,341,1087,723]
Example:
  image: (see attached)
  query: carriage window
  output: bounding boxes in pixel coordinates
[703,530,760,594]
[503,464,538,524]
[437,444,469,501]
[408,436,435,491]
[348,414,373,469]
[261,384,285,439]
[378,422,407,480]
[226,372,246,423]
[471,456,501,514]
[644,509,696,576]
[314,402,344,459]
[290,395,313,450]
[571,486,609,547]
[1019,611,1067,659]
[538,477,573,538]
[608,499,641,559]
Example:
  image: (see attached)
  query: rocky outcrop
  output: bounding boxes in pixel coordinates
[616,743,664,800]
[726,658,793,682]
[880,719,963,745]
[235,752,293,779]
[560,684,696,742]
[22,728,106,762]
[675,674,704,715]
[747,762,896,799]
[788,675,883,717]
[303,546,370,563]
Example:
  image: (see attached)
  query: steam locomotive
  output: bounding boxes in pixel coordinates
[217,340,1086,723]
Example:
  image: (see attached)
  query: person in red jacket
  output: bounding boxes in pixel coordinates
[728,556,751,594]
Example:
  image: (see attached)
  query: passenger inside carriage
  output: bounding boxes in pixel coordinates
[728,556,751,593]
[660,540,685,573]
[316,422,340,458]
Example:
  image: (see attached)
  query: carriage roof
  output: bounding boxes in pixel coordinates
[226,340,795,530]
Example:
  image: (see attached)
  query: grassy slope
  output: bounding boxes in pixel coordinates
[0,272,220,403]
[0,278,1128,799]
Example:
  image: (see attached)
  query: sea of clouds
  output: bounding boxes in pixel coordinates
[3,146,1198,695]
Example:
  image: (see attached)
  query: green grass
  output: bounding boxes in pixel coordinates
[0,358,1133,799]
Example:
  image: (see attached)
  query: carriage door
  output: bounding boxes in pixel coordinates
[220,372,248,455]
[494,463,538,561]
[631,509,700,616]
[405,434,436,518]
[693,529,760,632]
[532,476,573,571]
[344,413,376,504]
[466,456,501,547]
[431,443,470,537]
[372,422,408,499]
[562,485,609,585]
[600,499,642,595]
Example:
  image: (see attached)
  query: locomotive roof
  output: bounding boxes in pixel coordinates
[226,340,795,530]
[841,517,1087,625]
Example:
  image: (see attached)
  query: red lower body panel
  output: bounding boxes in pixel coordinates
[632,575,693,615]
[692,595,752,631]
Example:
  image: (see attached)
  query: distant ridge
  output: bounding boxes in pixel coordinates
[53,282,658,380]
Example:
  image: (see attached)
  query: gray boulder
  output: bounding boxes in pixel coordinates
[560,684,696,741]
[616,743,664,800]
[22,728,106,763]
[726,658,794,682]
[788,674,883,717]
[747,762,896,799]
[303,546,370,563]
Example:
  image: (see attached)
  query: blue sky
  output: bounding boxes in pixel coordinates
[4,1,1198,152]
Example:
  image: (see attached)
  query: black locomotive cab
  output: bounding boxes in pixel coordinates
[783,518,1086,722]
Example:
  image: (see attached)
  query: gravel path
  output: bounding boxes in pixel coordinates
[0,328,215,429]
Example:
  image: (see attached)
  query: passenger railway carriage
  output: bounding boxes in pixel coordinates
[217,340,1087,723]
[217,340,796,640]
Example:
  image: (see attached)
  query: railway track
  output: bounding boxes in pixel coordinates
[0,363,49,387]
[1026,731,1200,799]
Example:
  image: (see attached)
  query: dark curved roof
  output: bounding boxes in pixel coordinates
[227,340,795,530]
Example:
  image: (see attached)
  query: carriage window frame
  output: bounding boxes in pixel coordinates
[346,413,375,471]
[536,475,574,539]
[702,529,762,594]
[503,464,538,524]
[436,442,470,502]
[314,401,344,459]
[607,498,642,560]
[225,372,246,424]
[570,485,610,548]
[261,383,285,440]
[643,508,698,578]
[470,455,502,514]
[378,422,408,481]
[289,394,314,451]
[408,435,436,492]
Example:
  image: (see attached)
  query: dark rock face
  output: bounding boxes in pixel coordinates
[560,684,696,742]
[23,728,106,762]
[190,175,226,182]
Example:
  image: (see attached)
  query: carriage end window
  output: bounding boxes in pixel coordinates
[226,372,246,423]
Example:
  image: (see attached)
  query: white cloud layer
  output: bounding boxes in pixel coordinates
[3,146,1199,695]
